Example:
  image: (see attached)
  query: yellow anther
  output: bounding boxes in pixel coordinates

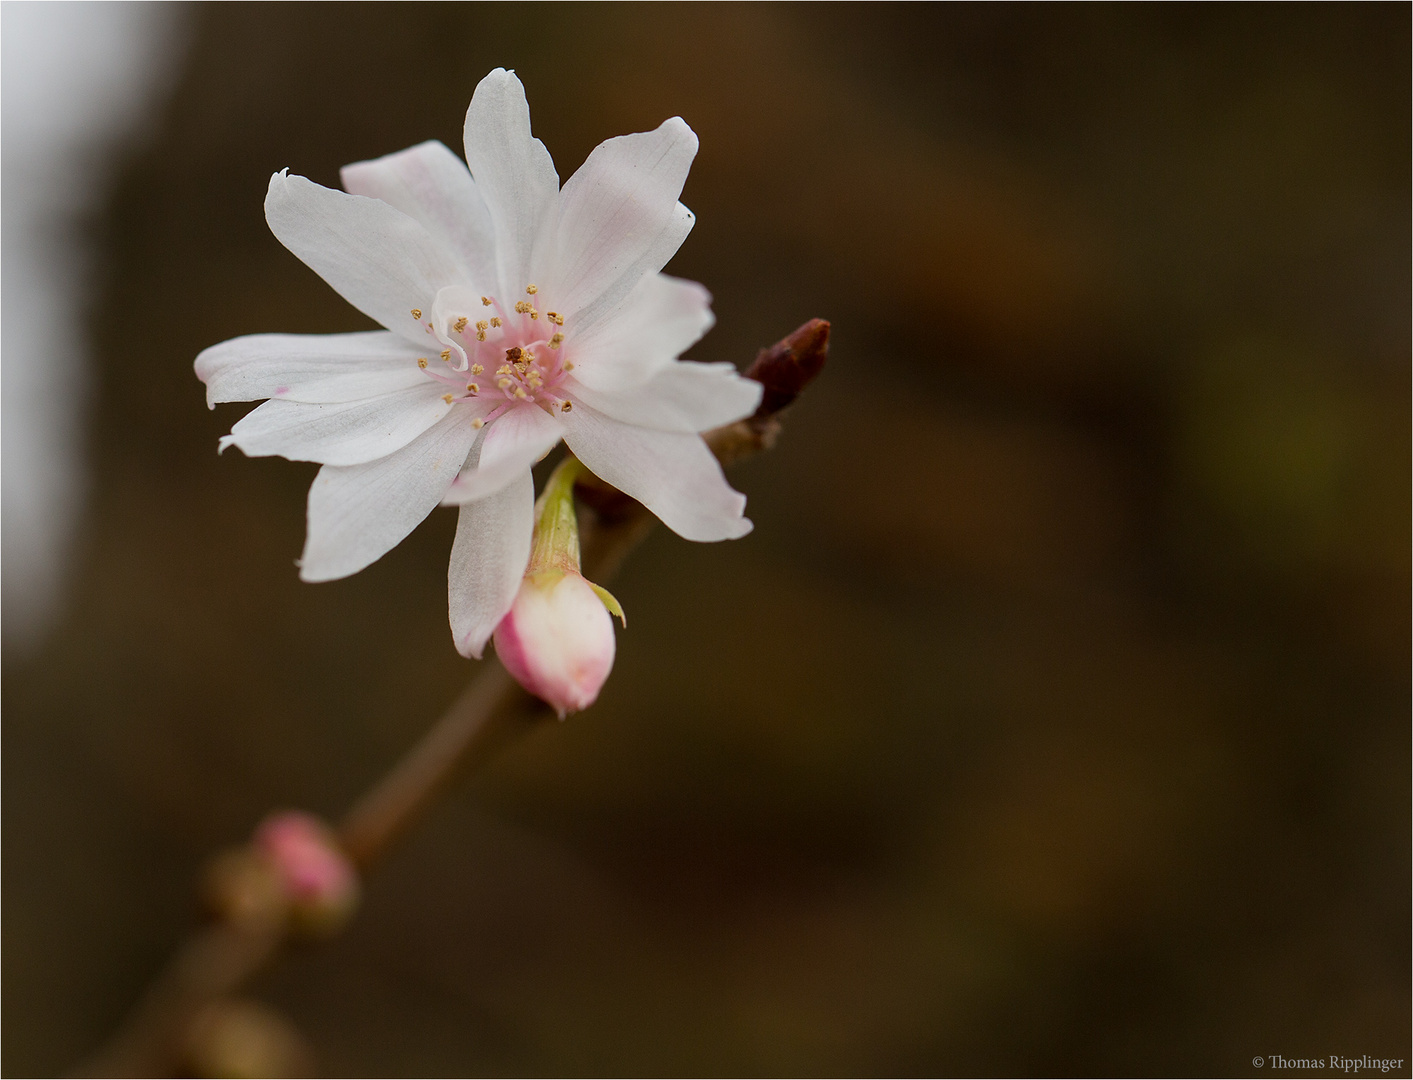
[453,316,468,333]
[476,331,486,341]
[417,358,428,369]
[513,387,528,399]
[471,363,483,375]
[410,308,423,319]
[489,316,501,328]
[563,361,575,371]
[548,312,564,326]
[560,400,573,412]
[514,362,528,374]
[472,417,485,429]
[525,284,538,295]
[440,350,451,362]
[466,382,479,393]
[549,333,564,349]
[497,377,512,389]
[514,301,531,314]
[496,364,512,376]
[481,296,492,306]
[476,320,488,332]
[442,393,454,404]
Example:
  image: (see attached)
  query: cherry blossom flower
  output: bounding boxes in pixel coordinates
[196,69,760,659]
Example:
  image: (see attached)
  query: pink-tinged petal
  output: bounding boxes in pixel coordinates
[196,331,429,406]
[560,400,751,542]
[462,69,559,301]
[265,171,465,344]
[567,360,761,434]
[299,410,478,582]
[340,140,498,293]
[448,470,534,659]
[441,403,563,505]
[220,383,464,467]
[566,273,714,392]
[546,117,698,335]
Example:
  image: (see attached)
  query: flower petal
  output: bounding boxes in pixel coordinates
[447,470,534,659]
[560,400,751,542]
[462,69,559,301]
[195,331,428,406]
[441,403,563,505]
[299,409,478,582]
[265,171,465,343]
[567,273,715,392]
[340,140,499,294]
[220,383,461,466]
[545,117,699,335]
[567,361,761,434]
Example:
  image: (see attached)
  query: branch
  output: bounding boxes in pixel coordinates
[73,318,829,1078]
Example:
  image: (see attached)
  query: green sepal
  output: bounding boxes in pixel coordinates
[589,582,627,627]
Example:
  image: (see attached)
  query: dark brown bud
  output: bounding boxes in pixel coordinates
[745,318,830,419]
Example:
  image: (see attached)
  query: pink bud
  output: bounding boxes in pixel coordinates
[253,811,358,934]
[493,570,616,717]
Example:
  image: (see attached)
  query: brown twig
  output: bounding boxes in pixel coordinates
[73,319,829,1078]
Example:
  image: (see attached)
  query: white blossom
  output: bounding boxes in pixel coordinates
[196,69,760,658]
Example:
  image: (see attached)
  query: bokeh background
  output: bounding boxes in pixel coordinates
[4,4,1409,1076]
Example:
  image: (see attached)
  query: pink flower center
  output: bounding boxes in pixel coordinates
[409,284,575,419]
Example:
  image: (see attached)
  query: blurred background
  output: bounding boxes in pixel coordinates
[3,3,1408,1076]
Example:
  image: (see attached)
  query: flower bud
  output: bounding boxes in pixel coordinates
[495,569,616,716]
[184,999,315,1079]
[494,455,625,717]
[252,811,358,936]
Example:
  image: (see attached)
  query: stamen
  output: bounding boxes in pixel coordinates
[471,363,484,375]
[442,393,454,404]
[549,333,564,349]
[489,317,502,328]
[410,308,423,319]
[497,377,513,389]
[440,350,451,362]
[453,316,468,333]
[417,358,428,369]
[561,401,573,412]
[505,347,523,361]
[466,382,479,393]
[472,417,485,429]
[481,296,492,306]
[513,387,528,399]
[547,312,564,326]
[563,361,575,371]
[525,284,538,295]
